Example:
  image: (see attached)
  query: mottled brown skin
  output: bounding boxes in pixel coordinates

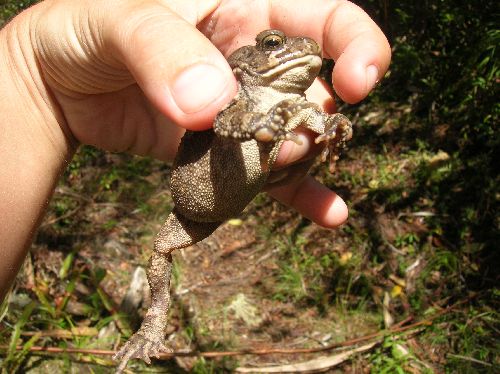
[113,29,352,372]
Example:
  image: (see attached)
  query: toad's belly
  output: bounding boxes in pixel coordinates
[170,130,272,222]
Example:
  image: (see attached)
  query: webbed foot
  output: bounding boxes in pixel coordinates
[315,113,353,172]
[113,332,171,373]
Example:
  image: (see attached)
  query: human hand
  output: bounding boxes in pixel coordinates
[4,0,390,227]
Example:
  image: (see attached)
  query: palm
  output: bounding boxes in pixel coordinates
[47,0,328,162]
[55,84,182,161]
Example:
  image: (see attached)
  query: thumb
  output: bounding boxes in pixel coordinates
[104,0,237,129]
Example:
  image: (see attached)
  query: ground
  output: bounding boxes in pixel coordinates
[0,100,498,373]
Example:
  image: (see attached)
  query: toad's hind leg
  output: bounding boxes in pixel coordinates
[114,210,221,373]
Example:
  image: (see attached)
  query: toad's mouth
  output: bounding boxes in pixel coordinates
[257,54,322,79]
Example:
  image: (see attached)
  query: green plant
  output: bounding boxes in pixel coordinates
[0,0,38,26]
[2,301,39,373]
[370,336,435,374]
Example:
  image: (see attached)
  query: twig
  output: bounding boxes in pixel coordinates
[393,315,414,329]
[41,205,82,227]
[54,186,93,203]
[447,353,494,367]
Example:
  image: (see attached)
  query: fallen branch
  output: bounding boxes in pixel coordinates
[0,325,422,358]
[0,296,473,359]
[21,327,98,338]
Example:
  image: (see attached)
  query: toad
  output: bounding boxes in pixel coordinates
[114,29,352,372]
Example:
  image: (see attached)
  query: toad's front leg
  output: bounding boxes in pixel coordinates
[287,107,352,172]
[214,99,317,144]
[314,113,352,172]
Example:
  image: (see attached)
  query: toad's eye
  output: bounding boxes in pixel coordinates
[262,34,284,50]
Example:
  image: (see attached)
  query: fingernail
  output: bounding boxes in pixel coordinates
[171,64,229,114]
[366,65,379,92]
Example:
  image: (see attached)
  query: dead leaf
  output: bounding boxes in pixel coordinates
[235,341,378,373]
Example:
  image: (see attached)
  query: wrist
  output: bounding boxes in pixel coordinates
[0,7,74,300]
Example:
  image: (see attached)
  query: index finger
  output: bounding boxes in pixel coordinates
[269,0,391,103]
